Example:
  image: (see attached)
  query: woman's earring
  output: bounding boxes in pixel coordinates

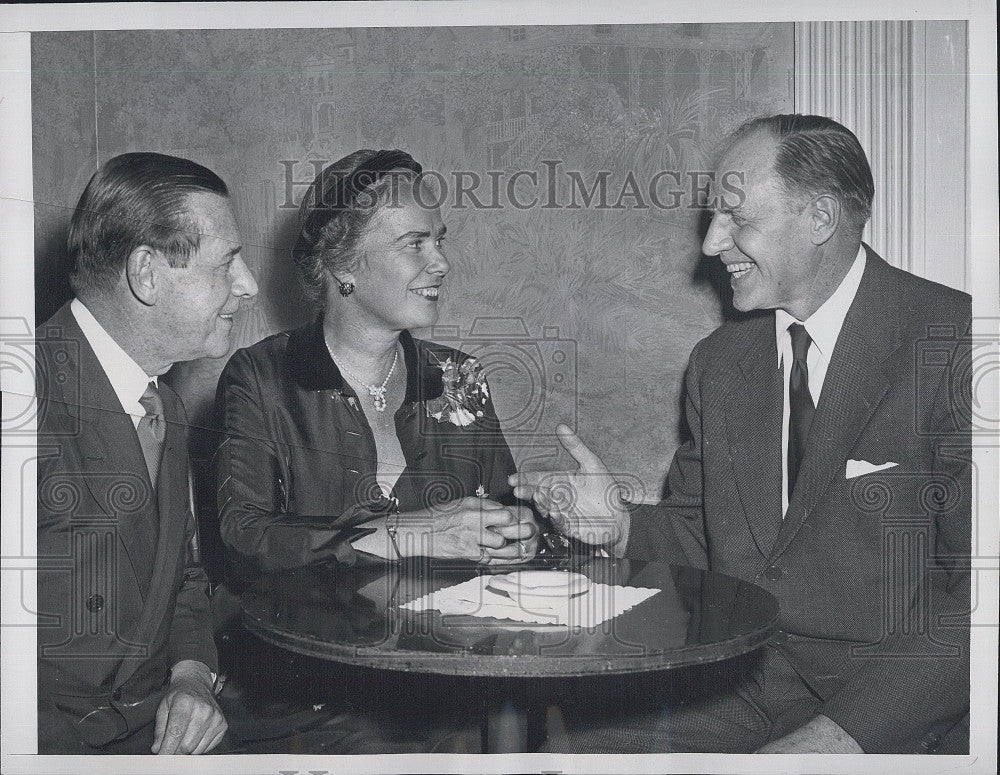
[338,281,355,297]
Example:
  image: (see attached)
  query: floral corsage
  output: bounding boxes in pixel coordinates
[426,354,489,427]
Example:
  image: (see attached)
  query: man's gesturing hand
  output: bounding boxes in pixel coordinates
[151,660,226,754]
[508,424,629,546]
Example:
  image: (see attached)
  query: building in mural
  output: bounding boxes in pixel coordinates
[302,29,359,147]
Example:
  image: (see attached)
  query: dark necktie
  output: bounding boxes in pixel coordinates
[137,381,166,490]
[787,323,815,500]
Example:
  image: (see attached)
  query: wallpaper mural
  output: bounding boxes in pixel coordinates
[32,25,793,499]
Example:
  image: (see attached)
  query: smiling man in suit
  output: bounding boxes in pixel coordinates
[513,114,971,754]
[35,152,258,754]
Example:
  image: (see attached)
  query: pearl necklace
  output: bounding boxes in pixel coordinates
[327,341,399,412]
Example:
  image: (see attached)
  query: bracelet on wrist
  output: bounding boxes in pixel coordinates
[386,496,402,559]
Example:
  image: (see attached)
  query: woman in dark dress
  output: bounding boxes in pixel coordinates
[216,149,538,573]
[212,150,537,752]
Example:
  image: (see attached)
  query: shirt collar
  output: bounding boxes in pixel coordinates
[775,244,867,362]
[70,298,155,413]
[284,313,444,402]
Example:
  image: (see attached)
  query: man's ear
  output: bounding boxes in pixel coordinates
[126,246,159,306]
[808,194,840,245]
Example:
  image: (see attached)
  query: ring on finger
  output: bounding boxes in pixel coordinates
[477,547,490,565]
[518,540,528,556]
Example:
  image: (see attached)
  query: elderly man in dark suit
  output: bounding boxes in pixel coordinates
[513,114,971,754]
[35,152,258,754]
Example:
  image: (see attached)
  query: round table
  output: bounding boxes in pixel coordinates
[241,558,778,751]
[243,558,778,676]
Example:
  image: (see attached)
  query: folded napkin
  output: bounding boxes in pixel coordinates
[399,574,659,627]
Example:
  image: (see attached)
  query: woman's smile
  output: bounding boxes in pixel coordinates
[409,285,440,300]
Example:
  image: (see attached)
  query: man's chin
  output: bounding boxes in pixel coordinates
[201,336,235,360]
[730,287,770,314]
[731,295,754,313]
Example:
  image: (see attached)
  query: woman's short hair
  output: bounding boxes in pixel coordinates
[291,149,422,305]
[68,152,229,294]
[731,114,875,233]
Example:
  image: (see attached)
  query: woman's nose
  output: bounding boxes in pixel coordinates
[427,245,450,276]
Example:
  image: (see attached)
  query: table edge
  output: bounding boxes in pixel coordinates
[241,608,779,677]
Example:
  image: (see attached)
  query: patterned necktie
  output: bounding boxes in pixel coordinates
[787,323,815,500]
[137,381,166,489]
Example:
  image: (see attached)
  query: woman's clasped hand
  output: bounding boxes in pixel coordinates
[394,497,539,564]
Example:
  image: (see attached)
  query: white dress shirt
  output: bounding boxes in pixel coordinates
[775,245,867,515]
[71,298,157,429]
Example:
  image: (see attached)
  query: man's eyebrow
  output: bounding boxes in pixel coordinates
[394,230,431,242]
[715,200,744,216]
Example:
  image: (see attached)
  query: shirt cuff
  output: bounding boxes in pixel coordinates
[610,507,631,558]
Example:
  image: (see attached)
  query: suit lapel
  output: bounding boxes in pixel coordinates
[42,306,157,600]
[769,249,898,560]
[724,314,784,556]
[74,404,158,601]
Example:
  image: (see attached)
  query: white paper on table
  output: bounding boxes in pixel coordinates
[399,575,659,627]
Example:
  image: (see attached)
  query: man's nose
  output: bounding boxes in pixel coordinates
[702,213,735,256]
[231,255,258,298]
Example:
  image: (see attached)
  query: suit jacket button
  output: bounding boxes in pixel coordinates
[112,688,122,701]
[764,565,783,581]
[86,594,105,612]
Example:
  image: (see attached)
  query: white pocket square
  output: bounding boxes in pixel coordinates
[846,459,898,479]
